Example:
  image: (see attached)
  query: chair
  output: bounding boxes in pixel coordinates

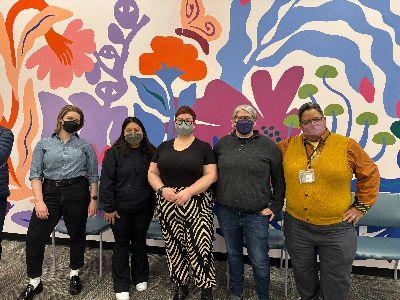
[146,219,164,241]
[51,214,111,277]
[269,212,289,297]
[356,193,400,279]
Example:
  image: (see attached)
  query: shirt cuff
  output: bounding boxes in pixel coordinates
[351,198,372,214]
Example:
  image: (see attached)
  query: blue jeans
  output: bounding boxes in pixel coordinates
[215,204,270,300]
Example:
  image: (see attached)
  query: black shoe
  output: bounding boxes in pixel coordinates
[17,281,43,300]
[201,287,213,300]
[69,275,82,295]
[173,285,189,300]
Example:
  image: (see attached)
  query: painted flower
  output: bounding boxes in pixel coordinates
[26,19,96,89]
[139,36,207,81]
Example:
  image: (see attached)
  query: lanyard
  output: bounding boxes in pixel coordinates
[303,132,330,169]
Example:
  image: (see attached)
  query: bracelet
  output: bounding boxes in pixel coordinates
[157,186,166,196]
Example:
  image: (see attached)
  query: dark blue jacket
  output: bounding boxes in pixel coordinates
[0,126,14,199]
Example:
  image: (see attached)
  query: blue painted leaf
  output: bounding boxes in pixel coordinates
[178,83,196,107]
[216,0,252,90]
[257,0,291,45]
[130,76,168,112]
[133,103,165,146]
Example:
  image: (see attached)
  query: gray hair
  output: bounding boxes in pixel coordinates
[232,105,258,121]
[298,102,324,121]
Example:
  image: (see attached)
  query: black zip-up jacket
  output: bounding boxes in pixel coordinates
[214,131,285,214]
[0,126,14,199]
[100,147,155,213]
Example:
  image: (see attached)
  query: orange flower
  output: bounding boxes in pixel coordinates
[139,36,206,81]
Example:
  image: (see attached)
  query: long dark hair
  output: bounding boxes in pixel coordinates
[112,117,155,164]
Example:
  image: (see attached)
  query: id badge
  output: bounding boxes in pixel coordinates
[299,169,315,184]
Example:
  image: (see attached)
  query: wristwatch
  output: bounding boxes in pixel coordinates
[91,195,98,201]
[157,186,166,196]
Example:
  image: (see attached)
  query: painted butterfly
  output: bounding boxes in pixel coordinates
[175,0,222,54]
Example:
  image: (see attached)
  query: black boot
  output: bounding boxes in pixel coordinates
[201,287,213,300]
[17,281,43,300]
[173,285,189,300]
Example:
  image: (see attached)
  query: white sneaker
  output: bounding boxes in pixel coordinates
[115,292,129,300]
[135,282,148,292]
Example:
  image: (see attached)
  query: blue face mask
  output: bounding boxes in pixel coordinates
[236,119,254,135]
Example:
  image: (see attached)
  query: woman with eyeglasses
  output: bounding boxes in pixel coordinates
[100,117,156,300]
[148,106,218,300]
[18,105,99,300]
[278,102,380,300]
[213,105,285,300]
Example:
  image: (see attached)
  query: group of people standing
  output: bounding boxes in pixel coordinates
[2,100,378,300]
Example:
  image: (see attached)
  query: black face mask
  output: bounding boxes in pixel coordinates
[62,120,80,133]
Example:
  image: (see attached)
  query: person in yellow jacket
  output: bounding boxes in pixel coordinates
[278,102,380,300]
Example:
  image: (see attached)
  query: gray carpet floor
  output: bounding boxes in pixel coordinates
[0,240,399,299]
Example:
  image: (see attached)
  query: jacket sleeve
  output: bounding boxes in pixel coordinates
[99,148,118,213]
[268,142,286,214]
[0,128,14,165]
[348,139,380,213]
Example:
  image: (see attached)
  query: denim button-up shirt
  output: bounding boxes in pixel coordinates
[29,134,99,183]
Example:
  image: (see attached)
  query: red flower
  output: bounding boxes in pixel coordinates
[139,36,207,81]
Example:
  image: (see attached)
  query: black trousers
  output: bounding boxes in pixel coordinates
[26,178,90,278]
[284,212,357,300]
[111,208,153,293]
[0,198,7,258]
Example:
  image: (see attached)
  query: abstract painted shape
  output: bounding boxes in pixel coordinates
[139,36,207,82]
[175,0,222,54]
[359,77,375,103]
[26,19,96,89]
[356,112,378,149]
[324,104,344,133]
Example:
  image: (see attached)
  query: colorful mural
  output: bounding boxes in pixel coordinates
[0,0,399,260]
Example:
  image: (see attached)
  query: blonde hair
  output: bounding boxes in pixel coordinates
[54,105,85,134]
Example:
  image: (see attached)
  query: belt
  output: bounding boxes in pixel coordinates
[43,176,86,187]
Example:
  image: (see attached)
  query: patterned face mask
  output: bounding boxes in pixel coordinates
[175,122,194,136]
[125,132,143,145]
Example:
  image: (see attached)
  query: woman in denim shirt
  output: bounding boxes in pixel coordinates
[18,105,99,300]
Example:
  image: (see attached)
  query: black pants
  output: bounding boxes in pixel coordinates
[0,198,7,259]
[111,209,153,293]
[26,178,90,278]
[284,213,357,300]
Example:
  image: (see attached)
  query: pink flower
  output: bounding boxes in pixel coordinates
[193,67,304,144]
[26,19,96,89]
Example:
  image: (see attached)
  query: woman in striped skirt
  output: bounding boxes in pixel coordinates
[148,106,218,300]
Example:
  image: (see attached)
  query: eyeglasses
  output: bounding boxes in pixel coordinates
[234,116,254,122]
[301,117,324,126]
[175,119,193,126]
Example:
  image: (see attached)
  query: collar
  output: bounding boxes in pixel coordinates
[52,132,80,140]
[302,129,330,145]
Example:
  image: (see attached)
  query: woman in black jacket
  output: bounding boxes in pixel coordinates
[100,117,155,300]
